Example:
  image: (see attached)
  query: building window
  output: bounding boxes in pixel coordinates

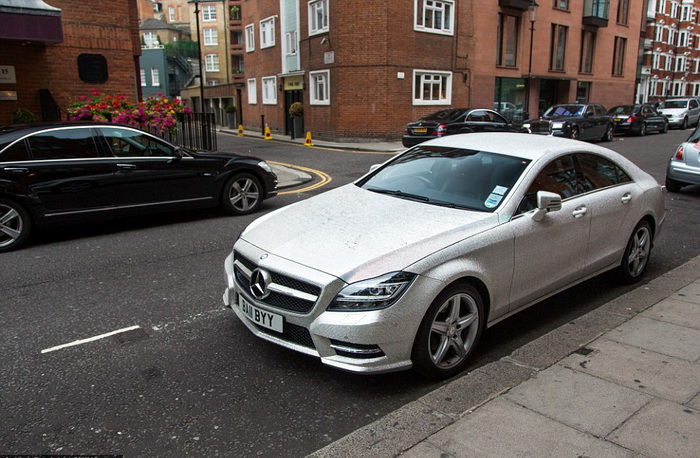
[414,0,454,35]
[203,28,218,46]
[679,30,690,47]
[77,54,108,84]
[653,54,661,70]
[549,24,568,71]
[612,36,626,76]
[308,0,329,36]
[672,80,686,96]
[496,13,519,67]
[554,0,569,11]
[412,70,452,105]
[168,6,175,22]
[675,55,687,72]
[285,31,298,56]
[205,54,219,72]
[657,0,666,14]
[671,1,679,19]
[260,17,275,48]
[247,78,257,104]
[655,26,663,42]
[245,24,255,52]
[579,30,595,73]
[668,27,677,45]
[140,69,147,86]
[681,5,693,21]
[143,31,158,48]
[151,68,160,86]
[262,76,277,104]
[202,5,217,22]
[617,0,629,25]
[310,70,330,105]
[692,82,700,96]
[665,53,673,70]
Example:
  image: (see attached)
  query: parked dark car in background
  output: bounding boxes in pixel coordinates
[0,123,278,252]
[523,103,615,142]
[666,125,700,192]
[402,108,523,147]
[609,104,668,136]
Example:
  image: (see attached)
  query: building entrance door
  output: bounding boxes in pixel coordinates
[285,90,304,138]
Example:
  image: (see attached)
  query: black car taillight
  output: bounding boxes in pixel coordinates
[436,124,447,136]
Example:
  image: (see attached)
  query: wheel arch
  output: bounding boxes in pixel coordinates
[439,275,492,325]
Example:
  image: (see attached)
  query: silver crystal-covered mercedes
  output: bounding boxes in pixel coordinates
[223,133,665,378]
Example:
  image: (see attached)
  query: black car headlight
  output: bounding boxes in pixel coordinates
[328,272,416,312]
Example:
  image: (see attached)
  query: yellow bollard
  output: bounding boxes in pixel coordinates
[304,131,313,146]
[237,125,244,137]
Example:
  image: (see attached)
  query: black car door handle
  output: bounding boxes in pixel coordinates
[116,163,137,170]
[2,167,29,173]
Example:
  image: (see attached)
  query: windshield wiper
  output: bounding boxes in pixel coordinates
[367,188,429,202]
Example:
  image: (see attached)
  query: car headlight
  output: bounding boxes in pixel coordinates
[258,160,273,173]
[523,122,530,129]
[552,122,564,129]
[328,272,416,311]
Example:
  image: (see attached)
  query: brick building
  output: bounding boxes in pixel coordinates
[240,0,645,141]
[0,0,142,125]
[638,0,700,102]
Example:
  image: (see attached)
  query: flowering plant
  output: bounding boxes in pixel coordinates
[67,90,191,135]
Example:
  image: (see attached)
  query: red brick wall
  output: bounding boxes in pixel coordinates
[0,0,141,124]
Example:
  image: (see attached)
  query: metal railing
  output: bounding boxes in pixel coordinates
[157,112,217,151]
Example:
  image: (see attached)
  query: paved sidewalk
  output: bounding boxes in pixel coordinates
[309,254,700,458]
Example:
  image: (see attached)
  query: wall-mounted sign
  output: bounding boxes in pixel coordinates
[284,76,304,91]
[324,51,335,64]
[0,66,17,84]
[0,91,18,100]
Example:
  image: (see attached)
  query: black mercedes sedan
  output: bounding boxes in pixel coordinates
[402,108,523,147]
[609,104,668,136]
[523,103,615,142]
[0,123,278,252]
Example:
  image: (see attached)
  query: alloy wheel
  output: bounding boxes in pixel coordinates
[626,225,651,279]
[428,293,480,370]
[229,177,260,213]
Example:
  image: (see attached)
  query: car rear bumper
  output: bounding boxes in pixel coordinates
[667,160,700,186]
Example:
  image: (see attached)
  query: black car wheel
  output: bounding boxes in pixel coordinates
[665,176,684,193]
[619,221,652,284]
[0,199,32,253]
[602,124,614,142]
[221,173,263,215]
[662,121,669,133]
[411,283,484,379]
[638,123,647,136]
[570,127,580,140]
[681,117,688,130]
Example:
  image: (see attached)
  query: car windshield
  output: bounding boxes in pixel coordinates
[421,109,466,122]
[543,105,585,117]
[659,100,688,109]
[357,145,530,212]
[609,105,637,114]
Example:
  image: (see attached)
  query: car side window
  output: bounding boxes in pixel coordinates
[467,110,491,122]
[26,128,100,160]
[585,106,594,117]
[692,100,699,109]
[0,140,30,162]
[517,155,578,213]
[99,127,176,158]
[575,153,631,191]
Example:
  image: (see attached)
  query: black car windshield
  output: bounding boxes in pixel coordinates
[421,109,467,122]
[543,105,585,117]
[659,100,688,109]
[609,105,638,114]
[357,145,530,212]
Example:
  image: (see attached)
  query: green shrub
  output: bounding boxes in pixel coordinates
[11,108,35,124]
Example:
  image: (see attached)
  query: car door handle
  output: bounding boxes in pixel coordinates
[621,193,632,204]
[572,206,588,218]
[2,167,29,173]
[116,163,137,170]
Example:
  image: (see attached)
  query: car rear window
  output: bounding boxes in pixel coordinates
[0,140,30,162]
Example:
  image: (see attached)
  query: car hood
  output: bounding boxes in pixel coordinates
[240,184,500,283]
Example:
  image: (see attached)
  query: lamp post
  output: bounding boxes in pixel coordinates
[524,1,538,121]
[188,0,224,113]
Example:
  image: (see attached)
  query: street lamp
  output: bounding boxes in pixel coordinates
[188,0,223,113]
[524,0,538,121]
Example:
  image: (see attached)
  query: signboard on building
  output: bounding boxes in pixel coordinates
[284,76,304,91]
[0,66,17,84]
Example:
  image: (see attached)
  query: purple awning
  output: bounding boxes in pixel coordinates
[0,0,63,44]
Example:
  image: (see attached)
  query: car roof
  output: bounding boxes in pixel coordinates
[0,122,151,147]
[418,132,617,162]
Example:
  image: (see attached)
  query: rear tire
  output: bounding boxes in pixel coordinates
[638,123,646,136]
[665,176,684,193]
[619,221,652,284]
[412,283,484,379]
[0,199,32,253]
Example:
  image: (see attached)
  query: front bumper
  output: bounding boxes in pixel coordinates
[222,242,443,374]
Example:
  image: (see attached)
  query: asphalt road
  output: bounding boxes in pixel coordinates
[2,129,699,457]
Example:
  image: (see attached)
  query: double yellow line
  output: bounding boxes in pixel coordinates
[269,161,332,195]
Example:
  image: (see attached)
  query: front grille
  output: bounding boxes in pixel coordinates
[253,322,315,349]
[529,121,551,134]
[234,251,320,313]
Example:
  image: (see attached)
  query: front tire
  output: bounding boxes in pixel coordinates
[602,124,614,142]
[619,221,653,284]
[570,127,580,140]
[412,283,484,379]
[0,199,32,253]
[221,173,263,215]
[681,117,688,130]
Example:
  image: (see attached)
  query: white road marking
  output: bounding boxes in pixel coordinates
[41,325,141,354]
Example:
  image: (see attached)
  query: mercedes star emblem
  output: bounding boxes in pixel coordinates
[250,268,272,300]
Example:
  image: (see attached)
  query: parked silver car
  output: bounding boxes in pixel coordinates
[666,126,700,192]
[223,134,665,378]
[657,98,700,129]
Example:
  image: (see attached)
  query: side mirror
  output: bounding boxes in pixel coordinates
[531,191,562,222]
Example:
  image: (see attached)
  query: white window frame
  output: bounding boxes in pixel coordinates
[681,5,693,21]
[672,80,686,96]
[202,5,217,22]
[412,70,452,105]
[657,0,667,14]
[245,24,255,52]
[247,78,257,105]
[692,82,700,96]
[151,67,160,86]
[665,53,673,70]
[260,17,276,48]
[309,70,330,105]
[694,58,700,73]
[285,31,298,56]
[203,28,218,46]
[205,54,219,72]
[308,0,329,36]
[675,55,687,72]
[262,76,277,105]
[143,31,157,48]
[679,30,689,48]
[168,6,175,22]
[414,0,455,36]
[653,53,661,70]
[140,69,147,86]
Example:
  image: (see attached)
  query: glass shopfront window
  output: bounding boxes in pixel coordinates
[494,77,525,122]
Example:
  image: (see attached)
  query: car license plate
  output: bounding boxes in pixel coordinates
[413,128,428,133]
[238,295,284,333]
